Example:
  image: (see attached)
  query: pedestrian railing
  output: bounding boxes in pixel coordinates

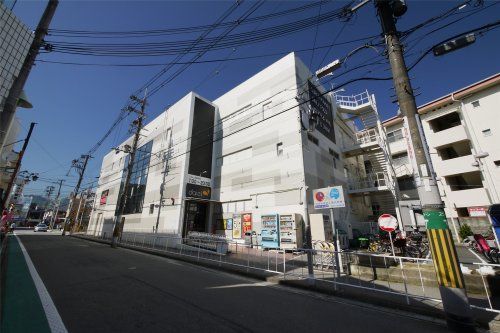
[75,231,500,314]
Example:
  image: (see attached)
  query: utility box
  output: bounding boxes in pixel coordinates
[278,213,303,250]
[309,213,333,242]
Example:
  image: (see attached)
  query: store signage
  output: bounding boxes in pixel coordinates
[186,183,211,200]
[378,214,398,232]
[468,206,487,217]
[313,186,345,209]
[187,174,211,187]
[100,189,109,205]
[308,81,335,143]
[242,213,252,233]
[233,214,242,238]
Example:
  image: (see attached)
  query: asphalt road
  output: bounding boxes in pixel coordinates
[17,232,450,333]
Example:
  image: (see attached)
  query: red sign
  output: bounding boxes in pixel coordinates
[468,206,487,217]
[242,213,252,233]
[378,214,398,232]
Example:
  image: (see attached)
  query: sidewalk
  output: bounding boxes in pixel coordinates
[0,235,51,333]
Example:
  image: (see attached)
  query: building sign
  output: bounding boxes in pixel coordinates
[186,183,211,200]
[100,189,109,206]
[313,186,345,209]
[187,97,215,178]
[233,214,242,238]
[468,206,487,217]
[242,213,252,233]
[187,174,211,187]
[308,81,335,143]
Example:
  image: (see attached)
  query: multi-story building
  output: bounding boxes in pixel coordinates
[0,2,33,201]
[88,53,371,243]
[381,73,500,238]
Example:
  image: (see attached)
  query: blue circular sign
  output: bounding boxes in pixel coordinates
[330,188,340,199]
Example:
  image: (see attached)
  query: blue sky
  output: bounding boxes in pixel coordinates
[10,0,500,198]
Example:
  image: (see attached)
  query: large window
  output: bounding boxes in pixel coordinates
[386,129,403,143]
[118,141,153,215]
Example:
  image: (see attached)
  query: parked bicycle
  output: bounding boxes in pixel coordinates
[404,230,430,259]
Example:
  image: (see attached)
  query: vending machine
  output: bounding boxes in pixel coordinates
[279,214,303,250]
[261,214,279,249]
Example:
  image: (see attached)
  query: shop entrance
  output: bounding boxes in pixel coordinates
[182,200,209,237]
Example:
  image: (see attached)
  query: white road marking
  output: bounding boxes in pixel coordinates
[467,248,487,264]
[15,235,68,333]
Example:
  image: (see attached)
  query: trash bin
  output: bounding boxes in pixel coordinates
[244,232,252,247]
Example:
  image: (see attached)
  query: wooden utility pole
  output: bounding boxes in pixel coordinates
[111,95,147,248]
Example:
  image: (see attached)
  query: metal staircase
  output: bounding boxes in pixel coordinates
[335,90,400,219]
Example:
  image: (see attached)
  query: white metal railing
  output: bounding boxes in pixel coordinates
[335,91,371,109]
[355,128,378,145]
[72,231,500,314]
[348,172,388,191]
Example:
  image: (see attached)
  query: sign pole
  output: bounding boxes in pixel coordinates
[388,231,395,257]
[329,208,341,278]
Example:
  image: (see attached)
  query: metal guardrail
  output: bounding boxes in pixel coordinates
[76,231,500,314]
[348,172,388,191]
[335,91,371,109]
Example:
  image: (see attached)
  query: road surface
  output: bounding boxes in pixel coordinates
[13,231,448,333]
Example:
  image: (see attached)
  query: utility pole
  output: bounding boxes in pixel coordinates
[375,1,473,330]
[155,130,173,233]
[0,0,58,156]
[62,154,91,236]
[50,179,64,229]
[1,122,36,211]
[111,94,147,248]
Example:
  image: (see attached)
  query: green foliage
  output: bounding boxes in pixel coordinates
[459,224,473,240]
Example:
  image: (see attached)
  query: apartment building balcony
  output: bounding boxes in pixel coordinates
[335,91,374,115]
[388,139,407,155]
[428,124,468,148]
[342,128,381,157]
[448,187,490,208]
[347,172,389,194]
[434,154,477,177]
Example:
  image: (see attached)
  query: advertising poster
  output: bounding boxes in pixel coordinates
[100,189,109,205]
[233,214,242,238]
[313,186,345,209]
[242,213,252,233]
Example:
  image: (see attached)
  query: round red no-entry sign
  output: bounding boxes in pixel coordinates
[378,214,398,232]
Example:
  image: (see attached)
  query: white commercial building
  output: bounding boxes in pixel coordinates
[88,53,371,246]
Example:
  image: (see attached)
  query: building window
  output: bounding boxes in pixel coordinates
[386,129,403,143]
[307,133,319,145]
[276,142,283,156]
[118,141,153,215]
[471,100,480,108]
[482,129,492,137]
[392,152,409,166]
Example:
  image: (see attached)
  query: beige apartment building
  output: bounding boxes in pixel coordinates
[383,73,500,238]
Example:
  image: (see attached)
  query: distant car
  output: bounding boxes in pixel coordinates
[34,224,48,232]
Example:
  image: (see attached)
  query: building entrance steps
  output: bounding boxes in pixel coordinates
[0,235,52,333]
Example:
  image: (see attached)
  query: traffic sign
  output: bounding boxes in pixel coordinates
[378,214,398,232]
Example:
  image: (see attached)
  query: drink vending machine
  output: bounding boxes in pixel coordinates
[278,214,303,250]
[261,214,279,249]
